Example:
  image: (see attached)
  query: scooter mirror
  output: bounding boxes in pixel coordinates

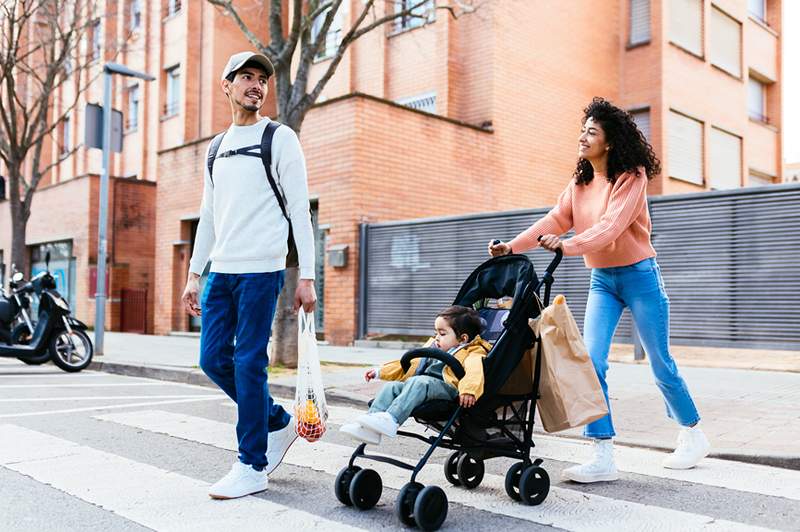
[12,272,23,283]
[45,251,51,270]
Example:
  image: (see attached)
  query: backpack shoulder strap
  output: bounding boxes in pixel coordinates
[260,121,290,221]
[206,132,226,186]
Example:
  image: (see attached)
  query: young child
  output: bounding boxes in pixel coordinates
[340,305,491,445]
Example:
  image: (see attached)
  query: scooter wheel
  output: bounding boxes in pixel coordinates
[50,329,93,372]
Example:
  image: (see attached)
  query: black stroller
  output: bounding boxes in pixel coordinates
[334,250,563,531]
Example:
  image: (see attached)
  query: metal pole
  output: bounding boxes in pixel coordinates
[95,69,112,356]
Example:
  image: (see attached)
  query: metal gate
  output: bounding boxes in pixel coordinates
[359,184,800,350]
[121,288,148,333]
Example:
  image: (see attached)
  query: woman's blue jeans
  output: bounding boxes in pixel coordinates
[199,271,291,470]
[583,258,701,439]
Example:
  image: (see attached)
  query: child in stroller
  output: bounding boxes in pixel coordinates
[339,305,491,445]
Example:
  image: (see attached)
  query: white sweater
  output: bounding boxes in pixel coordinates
[189,118,315,279]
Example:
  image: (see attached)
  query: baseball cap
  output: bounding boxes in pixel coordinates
[220,51,274,81]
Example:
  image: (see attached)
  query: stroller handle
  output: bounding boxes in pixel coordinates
[400,347,466,380]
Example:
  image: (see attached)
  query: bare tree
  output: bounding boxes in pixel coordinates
[208,0,482,367]
[0,0,105,273]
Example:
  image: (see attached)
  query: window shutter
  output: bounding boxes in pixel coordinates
[630,109,651,142]
[710,7,741,77]
[668,111,703,185]
[669,0,702,55]
[747,77,766,121]
[630,0,651,44]
[710,127,742,190]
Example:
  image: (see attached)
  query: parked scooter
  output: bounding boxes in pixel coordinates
[0,267,47,364]
[0,253,93,372]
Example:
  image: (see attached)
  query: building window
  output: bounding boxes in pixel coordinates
[748,171,773,187]
[709,127,741,190]
[748,0,766,22]
[710,6,741,78]
[396,92,437,114]
[165,0,181,18]
[668,110,704,185]
[127,84,140,130]
[91,19,102,62]
[311,6,344,60]
[164,66,180,117]
[629,108,651,142]
[669,0,702,56]
[130,0,142,31]
[394,0,434,32]
[629,0,651,46]
[60,115,71,155]
[748,75,768,123]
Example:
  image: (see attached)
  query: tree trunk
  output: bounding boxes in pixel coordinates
[271,266,299,368]
[7,165,31,275]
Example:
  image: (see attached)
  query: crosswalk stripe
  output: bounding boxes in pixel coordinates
[300,400,800,502]
[0,424,366,532]
[95,410,774,532]
[0,395,222,402]
[0,396,224,419]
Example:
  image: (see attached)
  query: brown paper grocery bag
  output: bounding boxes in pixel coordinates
[530,294,608,433]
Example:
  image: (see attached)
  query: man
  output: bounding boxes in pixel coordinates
[181,51,316,500]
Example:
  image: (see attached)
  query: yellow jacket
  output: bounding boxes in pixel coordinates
[378,336,492,400]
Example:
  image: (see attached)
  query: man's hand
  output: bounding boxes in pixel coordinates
[538,234,564,252]
[181,274,201,317]
[459,393,476,408]
[295,279,317,312]
[365,369,377,382]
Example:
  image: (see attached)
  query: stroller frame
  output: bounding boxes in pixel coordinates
[335,251,562,531]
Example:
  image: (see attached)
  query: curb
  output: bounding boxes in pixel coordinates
[91,361,800,472]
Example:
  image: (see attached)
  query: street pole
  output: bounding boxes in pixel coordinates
[93,63,154,356]
[94,69,113,356]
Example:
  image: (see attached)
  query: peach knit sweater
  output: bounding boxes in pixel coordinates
[509,169,656,268]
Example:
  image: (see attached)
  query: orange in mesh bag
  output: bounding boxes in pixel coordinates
[294,309,328,442]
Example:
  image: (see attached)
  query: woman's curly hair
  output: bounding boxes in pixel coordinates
[573,97,661,185]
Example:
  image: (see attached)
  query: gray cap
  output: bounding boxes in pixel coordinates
[220,51,274,81]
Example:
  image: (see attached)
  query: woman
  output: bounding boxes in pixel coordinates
[489,98,709,483]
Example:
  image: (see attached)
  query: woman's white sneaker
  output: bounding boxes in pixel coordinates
[663,425,710,469]
[340,422,382,445]
[209,461,267,499]
[562,439,619,483]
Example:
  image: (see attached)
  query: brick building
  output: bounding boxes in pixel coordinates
[0,0,784,345]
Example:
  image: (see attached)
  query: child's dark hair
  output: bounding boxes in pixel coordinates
[437,305,482,341]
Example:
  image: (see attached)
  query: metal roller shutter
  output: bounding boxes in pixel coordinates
[710,6,742,78]
[669,0,703,55]
[709,127,742,190]
[362,185,800,350]
[668,110,704,185]
[630,0,651,45]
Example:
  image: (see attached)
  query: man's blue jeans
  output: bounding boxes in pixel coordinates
[583,258,701,439]
[199,271,291,470]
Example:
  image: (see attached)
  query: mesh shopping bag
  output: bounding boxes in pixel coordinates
[294,309,328,442]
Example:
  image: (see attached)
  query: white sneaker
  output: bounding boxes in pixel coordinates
[357,412,399,438]
[340,422,382,445]
[265,417,299,475]
[562,439,619,483]
[663,425,710,469]
[209,461,267,499]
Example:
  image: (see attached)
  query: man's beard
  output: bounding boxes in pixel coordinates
[234,96,260,112]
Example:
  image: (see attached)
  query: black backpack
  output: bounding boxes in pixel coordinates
[206,121,299,267]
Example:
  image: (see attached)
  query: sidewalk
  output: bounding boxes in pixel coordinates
[92,332,800,470]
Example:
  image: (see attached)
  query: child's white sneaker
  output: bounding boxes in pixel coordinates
[663,425,710,469]
[340,422,382,445]
[357,412,399,438]
[562,439,619,483]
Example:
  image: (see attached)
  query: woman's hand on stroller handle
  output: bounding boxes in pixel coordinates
[488,239,512,257]
[537,234,563,252]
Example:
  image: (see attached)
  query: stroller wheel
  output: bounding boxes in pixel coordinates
[504,462,525,501]
[349,468,382,510]
[443,452,462,486]
[334,466,361,506]
[413,485,448,531]
[456,454,485,490]
[519,465,550,506]
[395,481,423,527]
